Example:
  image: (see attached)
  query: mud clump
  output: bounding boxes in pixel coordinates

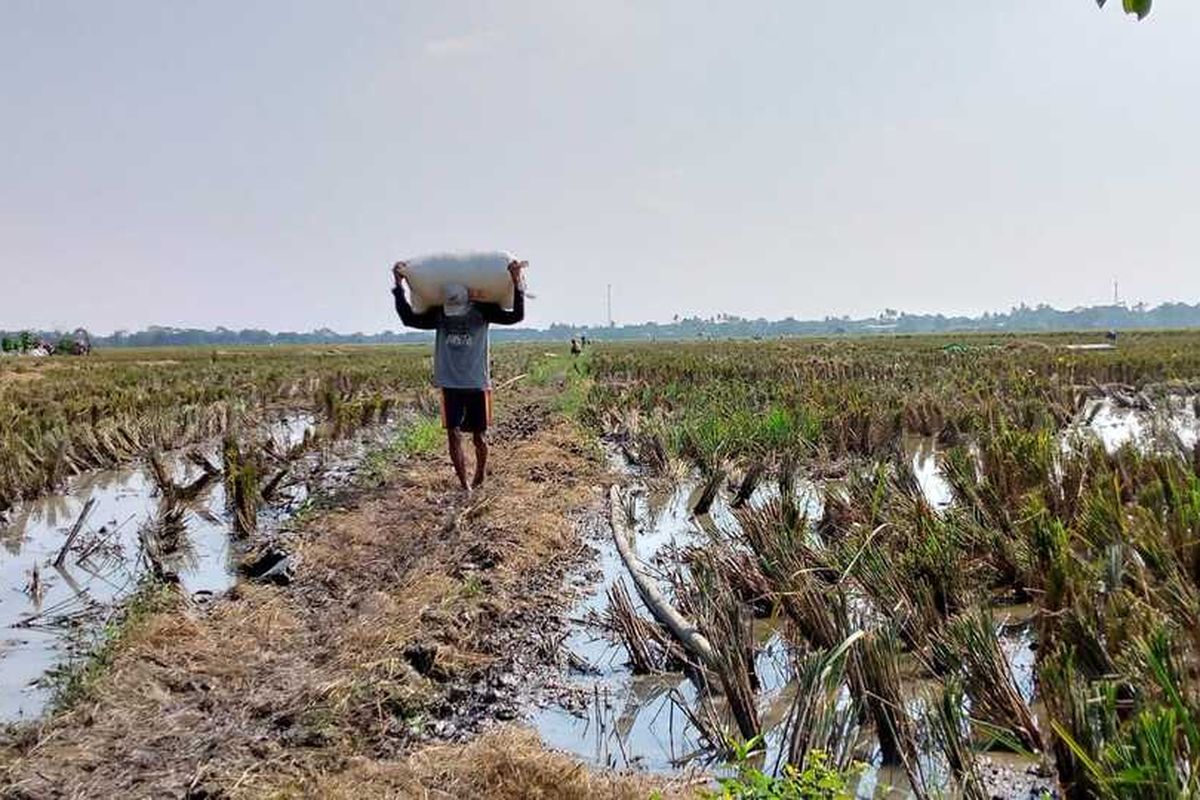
[404,642,443,679]
[462,539,504,571]
[239,547,294,585]
[493,402,550,442]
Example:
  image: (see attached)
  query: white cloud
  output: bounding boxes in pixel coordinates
[423,30,501,58]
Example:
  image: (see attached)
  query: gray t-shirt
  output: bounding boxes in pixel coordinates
[392,286,525,390]
[435,307,491,389]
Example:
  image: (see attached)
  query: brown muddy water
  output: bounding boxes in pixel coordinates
[0,412,400,722]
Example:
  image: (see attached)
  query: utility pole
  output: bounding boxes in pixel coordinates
[607,283,613,327]
[1113,278,1119,305]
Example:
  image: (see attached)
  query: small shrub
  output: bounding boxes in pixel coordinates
[708,742,856,800]
[402,415,443,456]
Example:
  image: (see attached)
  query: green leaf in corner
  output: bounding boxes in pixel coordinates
[1124,0,1152,19]
[1097,0,1152,19]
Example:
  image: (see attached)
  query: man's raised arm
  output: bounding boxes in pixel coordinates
[478,261,526,326]
[392,262,439,330]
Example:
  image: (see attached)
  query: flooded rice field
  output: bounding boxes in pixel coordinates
[530,395,1198,796]
[0,411,399,722]
[533,471,816,774]
[531,444,965,794]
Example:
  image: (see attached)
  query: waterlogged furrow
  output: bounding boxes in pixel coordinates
[0,411,403,721]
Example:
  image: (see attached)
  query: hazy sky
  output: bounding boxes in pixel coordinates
[2,2,1198,334]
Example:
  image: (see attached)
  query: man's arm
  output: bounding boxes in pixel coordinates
[391,262,440,330]
[393,287,440,330]
[478,260,526,326]
[478,287,524,326]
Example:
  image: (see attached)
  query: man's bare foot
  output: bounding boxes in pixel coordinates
[471,471,485,489]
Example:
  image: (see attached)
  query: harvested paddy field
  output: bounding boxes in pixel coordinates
[0,347,667,797]
[3,333,1200,798]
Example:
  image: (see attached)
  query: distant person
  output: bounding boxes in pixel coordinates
[392,260,526,493]
[570,337,581,356]
[580,334,589,348]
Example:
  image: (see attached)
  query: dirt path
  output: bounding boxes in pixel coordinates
[0,400,669,799]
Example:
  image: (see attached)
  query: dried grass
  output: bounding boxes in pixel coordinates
[290,726,680,800]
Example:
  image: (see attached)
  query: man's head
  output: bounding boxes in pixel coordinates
[443,283,469,317]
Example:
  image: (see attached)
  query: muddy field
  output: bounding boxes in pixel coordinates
[3,335,1200,798]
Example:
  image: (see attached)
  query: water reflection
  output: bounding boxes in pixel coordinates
[0,410,386,722]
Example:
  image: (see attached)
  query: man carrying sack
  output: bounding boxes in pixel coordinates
[391,258,526,493]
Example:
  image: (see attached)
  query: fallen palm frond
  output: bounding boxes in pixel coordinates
[609,485,715,668]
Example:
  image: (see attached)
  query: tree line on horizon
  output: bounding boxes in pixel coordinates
[4,300,1199,350]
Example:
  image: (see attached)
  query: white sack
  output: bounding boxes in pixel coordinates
[404,251,520,313]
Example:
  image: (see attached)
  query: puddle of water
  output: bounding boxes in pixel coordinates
[0,411,398,722]
[1062,343,1115,352]
[904,436,954,510]
[533,480,703,771]
[264,412,317,451]
[1078,395,1199,453]
[0,456,236,720]
[992,603,1037,706]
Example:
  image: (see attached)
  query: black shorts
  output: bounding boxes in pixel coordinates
[440,388,492,433]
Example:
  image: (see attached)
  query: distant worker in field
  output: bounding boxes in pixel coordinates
[392,259,526,493]
[571,337,581,356]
